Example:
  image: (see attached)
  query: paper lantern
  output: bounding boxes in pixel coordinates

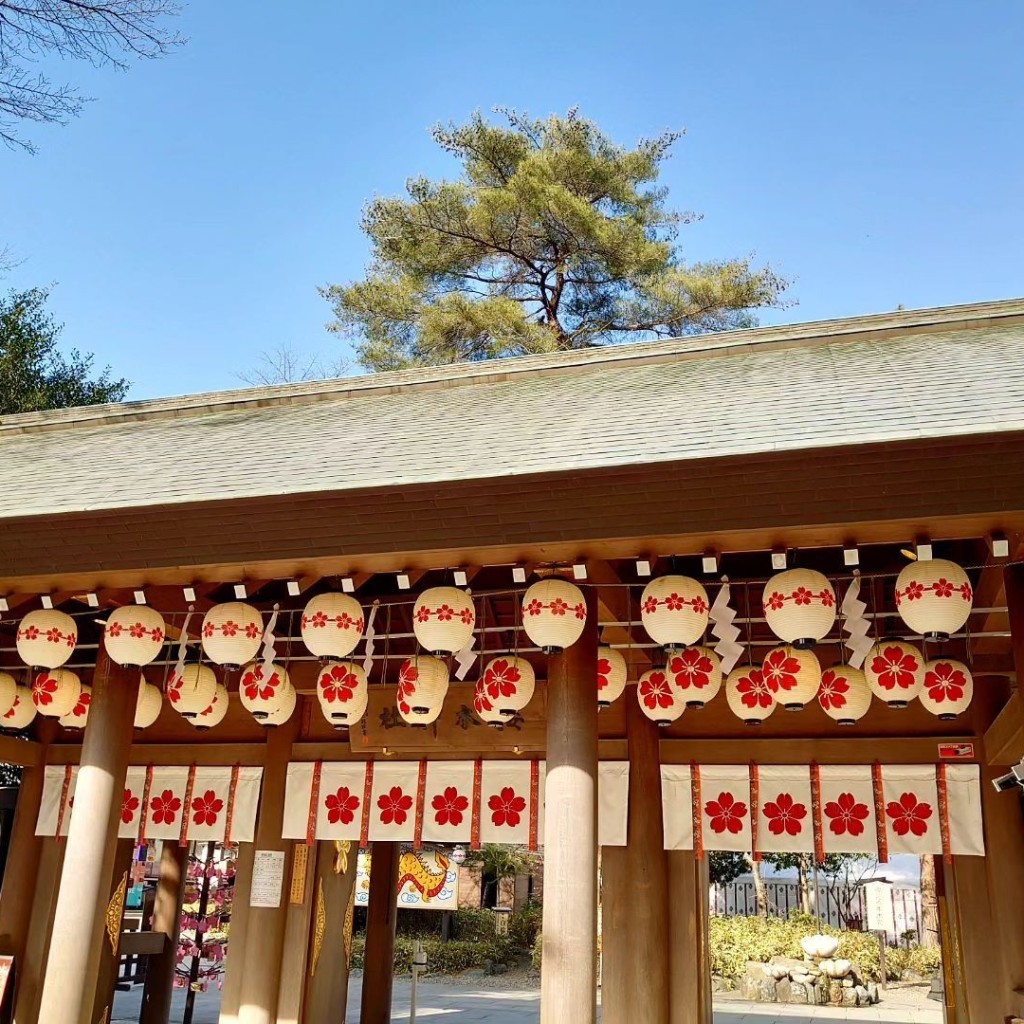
[134,680,163,729]
[817,666,872,726]
[262,682,297,727]
[474,677,507,727]
[397,656,449,726]
[16,609,77,669]
[103,605,166,667]
[481,656,535,716]
[667,645,722,709]
[725,664,777,725]
[2,685,36,730]
[413,587,476,654]
[167,664,218,720]
[201,602,264,668]
[895,559,973,641]
[864,640,924,708]
[32,668,81,718]
[920,659,974,720]
[762,569,836,648]
[59,684,92,730]
[0,672,16,717]
[239,662,290,721]
[640,576,710,651]
[521,579,587,653]
[637,669,685,727]
[597,647,628,708]
[316,661,369,728]
[300,593,365,659]
[761,646,821,710]
[195,683,229,730]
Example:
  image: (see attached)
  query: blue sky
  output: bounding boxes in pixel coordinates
[3,1,1022,400]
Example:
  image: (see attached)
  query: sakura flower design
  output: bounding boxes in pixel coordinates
[377,786,413,826]
[242,666,281,703]
[121,789,140,824]
[762,649,801,692]
[886,792,932,837]
[824,792,870,836]
[924,662,967,704]
[763,792,807,836]
[484,658,522,700]
[638,671,674,710]
[31,673,58,707]
[432,786,469,827]
[869,646,920,691]
[319,664,358,704]
[191,790,224,827]
[151,789,182,826]
[669,648,714,691]
[705,792,747,834]
[817,669,849,711]
[735,667,776,709]
[488,787,527,828]
[325,786,360,825]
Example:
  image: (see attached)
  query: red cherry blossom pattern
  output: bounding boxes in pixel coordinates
[191,790,224,826]
[705,792,748,834]
[325,786,360,825]
[415,605,473,626]
[735,667,776,709]
[669,648,714,691]
[762,649,802,692]
[241,665,282,702]
[824,792,870,836]
[397,662,418,716]
[597,656,612,691]
[151,789,182,825]
[817,669,849,711]
[638,671,675,710]
[432,786,469,827]
[319,664,359,704]
[525,600,587,620]
[869,646,920,691]
[31,673,59,707]
[763,792,807,836]
[886,792,933,837]
[484,659,522,700]
[895,579,972,607]
[378,786,413,826]
[762,589,835,614]
[641,593,710,616]
[924,662,968,704]
[121,789,140,824]
[473,681,494,715]
[18,624,74,645]
[70,689,91,717]
[488,787,527,828]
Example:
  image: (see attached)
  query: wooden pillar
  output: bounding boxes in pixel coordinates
[666,851,712,1024]
[601,697,669,1024]
[90,839,136,1024]
[140,842,189,1024]
[360,842,400,1024]
[218,841,256,1024]
[540,591,599,1024]
[36,654,139,1024]
[276,841,316,1022]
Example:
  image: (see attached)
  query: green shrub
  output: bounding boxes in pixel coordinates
[349,936,516,976]
[531,934,542,972]
[509,905,543,949]
[450,908,498,942]
[907,945,943,975]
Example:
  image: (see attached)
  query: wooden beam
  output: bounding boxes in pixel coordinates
[0,734,41,767]
[985,694,1024,766]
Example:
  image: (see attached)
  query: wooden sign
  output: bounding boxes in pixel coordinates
[289,843,309,904]
[938,742,975,760]
[250,850,285,908]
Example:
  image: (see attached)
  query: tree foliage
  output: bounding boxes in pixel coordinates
[709,851,746,886]
[0,287,129,414]
[323,108,788,371]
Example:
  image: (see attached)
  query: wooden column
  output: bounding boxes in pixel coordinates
[36,654,140,1024]
[540,592,599,1024]
[666,851,712,1024]
[217,841,256,1024]
[601,697,669,1024]
[90,839,136,1024]
[360,841,401,1024]
[275,841,316,1022]
[140,842,189,1024]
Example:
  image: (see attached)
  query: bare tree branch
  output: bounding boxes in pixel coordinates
[236,344,352,387]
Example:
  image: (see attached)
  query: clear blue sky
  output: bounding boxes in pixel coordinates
[4,1,1022,400]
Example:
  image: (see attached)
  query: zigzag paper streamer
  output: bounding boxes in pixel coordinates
[173,607,194,684]
[841,575,874,669]
[362,601,380,678]
[710,579,744,675]
[260,604,280,677]
[453,637,477,680]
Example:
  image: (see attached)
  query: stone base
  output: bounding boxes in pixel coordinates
[737,956,881,1007]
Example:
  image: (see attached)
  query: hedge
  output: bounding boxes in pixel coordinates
[350,936,517,975]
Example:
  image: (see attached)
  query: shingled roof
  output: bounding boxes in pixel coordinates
[1,298,1023,521]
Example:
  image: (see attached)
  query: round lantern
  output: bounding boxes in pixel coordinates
[195,683,229,730]
[864,640,924,708]
[239,662,290,721]
[817,666,872,726]
[481,656,535,716]
[167,664,218,720]
[895,559,973,641]
[316,661,369,728]
[300,593,365,660]
[59,684,92,730]
[762,569,836,648]
[31,668,81,718]
[201,602,264,668]
[640,576,710,651]
[2,685,37,730]
[397,656,449,726]
[16,609,77,669]
[0,672,16,717]
[920,659,974,720]
[637,669,685,727]
[103,605,166,667]
[262,682,296,727]
[134,680,163,729]
[521,579,587,653]
[473,677,507,727]
[666,645,722,709]
[413,587,476,655]
[761,645,821,711]
[725,664,777,725]
[597,647,628,708]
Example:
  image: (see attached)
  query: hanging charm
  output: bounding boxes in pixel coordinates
[709,579,743,675]
[841,575,873,669]
[361,601,380,678]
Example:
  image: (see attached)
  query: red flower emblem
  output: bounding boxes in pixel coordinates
[338,612,363,631]
[597,656,612,691]
[762,649,801,692]
[415,606,432,623]
[107,622,123,638]
[932,578,954,598]
[46,627,63,644]
[574,602,587,620]
[959,582,973,601]
[220,620,239,637]
[664,593,685,611]
[793,587,813,606]
[460,608,474,625]
[639,671,674,710]
[525,599,544,617]
[902,580,925,603]
[549,598,569,616]
[129,621,147,639]
[763,792,807,836]
[488,787,527,828]
[320,664,358,704]
[21,624,40,640]
[886,792,933,837]
[642,596,659,615]
[3,696,20,720]
[308,611,328,628]
[736,667,776,709]
[325,786,360,825]
[484,658,522,700]
[167,672,184,705]
[192,790,224,826]
[202,622,215,638]
[151,789,182,825]
[242,665,281,702]
[244,622,262,640]
[818,669,849,711]
[824,792,870,836]
[151,628,164,643]
[377,786,413,826]
[765,592,786,611]
[820,590,835,608]
[473,683,494,715]
[432,786,469,826]
[692,596,709,615]
[32,673,58,706]
[870,646,920,691]
[436,604,454,621]
[924,662,967,704]
[71,690,91,717]
[121,789,140,824]
[705,792,747,834]
[669,648,714,691]
[397,661,418,716]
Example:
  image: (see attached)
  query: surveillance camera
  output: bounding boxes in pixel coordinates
[991,760,1024,793]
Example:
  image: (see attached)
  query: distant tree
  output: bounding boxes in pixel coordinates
[323,108,789,372]
[709,852,746,886]
[236,344,351,386]
[0,0,183,152]
[0,287,129,414]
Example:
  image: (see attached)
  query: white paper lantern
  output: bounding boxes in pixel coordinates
[32,668,81,718]
[640,576,710,651]
[300,593,365,659]
[103,605,166,667]
[262,682,297,727]
[59,684,92,729]
[521,579,588,653]
[725,664,777,725]
[134,680,163,729]
[316,661,369,728]
[637,668,685,727]
[17,609,77,669]
[864,640,924,708]
[1,685,37,730]
[666,645,723,709]
[597,647,628,708]
[397,655,449,726]
[195,683,229,730]
[920,659,974,720]
[239,661,290,721]
[762,569,836,648]
[167,664,218,719]
[895,559,974,641]
[761,645,821,710]
[817,666,872,725]
[481,656,535,716]
[0,672,16,717]
[474,677,507,727]
[201,602,264,668]
[413,587,476,654]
